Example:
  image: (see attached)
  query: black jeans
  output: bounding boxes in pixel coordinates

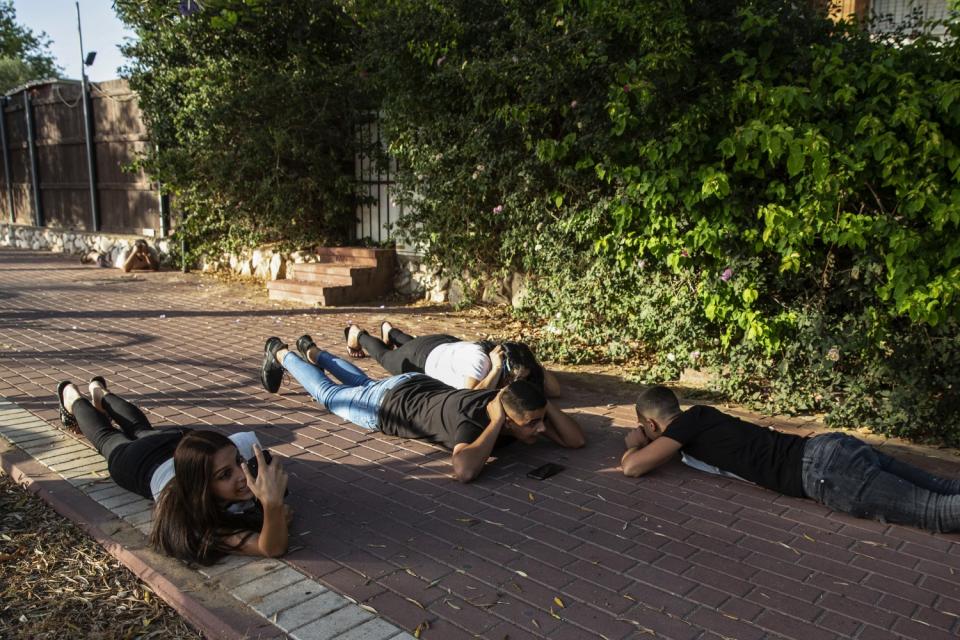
[801,433,960,533]
[74,396,184,499]
[358,331,459,376]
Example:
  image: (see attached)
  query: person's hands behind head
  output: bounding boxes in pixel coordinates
[624,427,650,450]
[241,445,288,508]
[487,387,508,428]
[489,344,504,369]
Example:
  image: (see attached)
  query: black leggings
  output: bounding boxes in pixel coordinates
[74,395,184,499]
[358,331,460,375]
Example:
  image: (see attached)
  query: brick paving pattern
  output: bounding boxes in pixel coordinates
[1,247,959,640]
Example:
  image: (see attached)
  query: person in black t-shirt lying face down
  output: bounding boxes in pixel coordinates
[260,335,586,483]
[621,385,960,533]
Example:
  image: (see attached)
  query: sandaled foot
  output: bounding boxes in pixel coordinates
[296,334,318,362]
[260,337,288,393]
[380,321,394,348]
[56,381,80,432]
[89,376,108,411]
[343,324,366,358]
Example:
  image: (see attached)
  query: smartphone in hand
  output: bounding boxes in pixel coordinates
[246,449,273,479]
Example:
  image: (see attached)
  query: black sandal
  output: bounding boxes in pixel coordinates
[56,381,79,431]
[343,325,366,359]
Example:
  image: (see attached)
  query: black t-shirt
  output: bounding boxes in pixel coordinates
[377,374,514,450]
[662,405,807,497]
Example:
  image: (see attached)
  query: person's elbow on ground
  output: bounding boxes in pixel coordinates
[621,458,647,478]
[621,450,654,478]
[261,540,288,558]
[451,448,483,483]
[564,430,587,449]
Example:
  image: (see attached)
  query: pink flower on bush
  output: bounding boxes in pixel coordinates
[570,100,578,109]
[721,267,734,282]
[681,249,689,258]
[436,56,446,67]
[492,205,503,214]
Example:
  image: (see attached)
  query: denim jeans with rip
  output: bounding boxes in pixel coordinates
[801,432,960,533]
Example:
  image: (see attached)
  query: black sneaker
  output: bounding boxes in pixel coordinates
[296,334,318,362]
[260,337,287,393]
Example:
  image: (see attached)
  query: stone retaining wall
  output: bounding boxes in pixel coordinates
[1,223,528,308]
[1,223,171,266]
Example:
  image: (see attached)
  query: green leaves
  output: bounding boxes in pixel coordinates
[115,0,365,257]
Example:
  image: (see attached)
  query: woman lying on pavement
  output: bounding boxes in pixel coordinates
[344,321,562,396]
[55,377,291,564]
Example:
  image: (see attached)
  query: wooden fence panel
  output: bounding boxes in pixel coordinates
[0,79,163,235]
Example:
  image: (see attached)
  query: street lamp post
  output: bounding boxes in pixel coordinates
[76,1,100,232]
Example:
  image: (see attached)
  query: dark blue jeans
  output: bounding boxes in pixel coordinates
[801,433,960,533]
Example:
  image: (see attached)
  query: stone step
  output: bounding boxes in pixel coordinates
[288,263,356,285]
[268,247,397,306]
[309,247,392,267]
[265,280,353,306]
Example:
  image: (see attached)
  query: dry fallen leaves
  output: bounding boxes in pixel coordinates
[0,472,200,640]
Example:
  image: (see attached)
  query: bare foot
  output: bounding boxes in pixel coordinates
[380,321,394,347]
[344,324,366,358]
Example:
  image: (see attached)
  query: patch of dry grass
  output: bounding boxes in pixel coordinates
[0,472,201,639]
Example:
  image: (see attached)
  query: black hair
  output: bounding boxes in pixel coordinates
[500,342,545,391]
[501,379,546,414]
[634,385,681,421]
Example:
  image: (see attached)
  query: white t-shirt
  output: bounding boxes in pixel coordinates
[681,452,748,483]
[423,341,491,389]
[150,431,262,501]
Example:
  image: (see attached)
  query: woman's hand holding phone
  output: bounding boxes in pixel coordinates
[242,445,288,508]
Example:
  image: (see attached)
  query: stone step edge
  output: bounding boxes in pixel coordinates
[0,398,415,640]
[267,279,351,293]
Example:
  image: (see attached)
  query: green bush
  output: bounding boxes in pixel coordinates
[359,1,960,444]
[115,0,370,261]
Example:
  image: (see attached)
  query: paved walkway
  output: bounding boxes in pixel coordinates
[1,247,959,640]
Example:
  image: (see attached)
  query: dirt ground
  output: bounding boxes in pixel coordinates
[0,471,202,640]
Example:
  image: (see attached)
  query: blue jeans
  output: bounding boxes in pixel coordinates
[801,433,960,533]
[282,350,416,430]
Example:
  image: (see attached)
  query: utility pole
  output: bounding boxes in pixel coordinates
[76,1,100,231]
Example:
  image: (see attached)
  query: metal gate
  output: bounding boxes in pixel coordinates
[355,118,403,244]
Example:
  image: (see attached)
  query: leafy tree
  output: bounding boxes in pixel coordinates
[0,1,60,92]
[114,0,370,260]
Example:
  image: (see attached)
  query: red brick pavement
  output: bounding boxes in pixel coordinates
[2,247,959,640]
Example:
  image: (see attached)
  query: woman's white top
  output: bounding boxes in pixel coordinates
[150,432,262,501]
[423,341,492,389]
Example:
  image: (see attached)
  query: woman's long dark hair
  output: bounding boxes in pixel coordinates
[478,340,546,393]
[149,430,263,565]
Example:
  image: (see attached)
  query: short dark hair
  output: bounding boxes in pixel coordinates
[501,379,546,414]
[635,385,680,420]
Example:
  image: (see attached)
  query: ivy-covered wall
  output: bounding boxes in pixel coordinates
[357,1,960,444]
[112,0,960,444]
